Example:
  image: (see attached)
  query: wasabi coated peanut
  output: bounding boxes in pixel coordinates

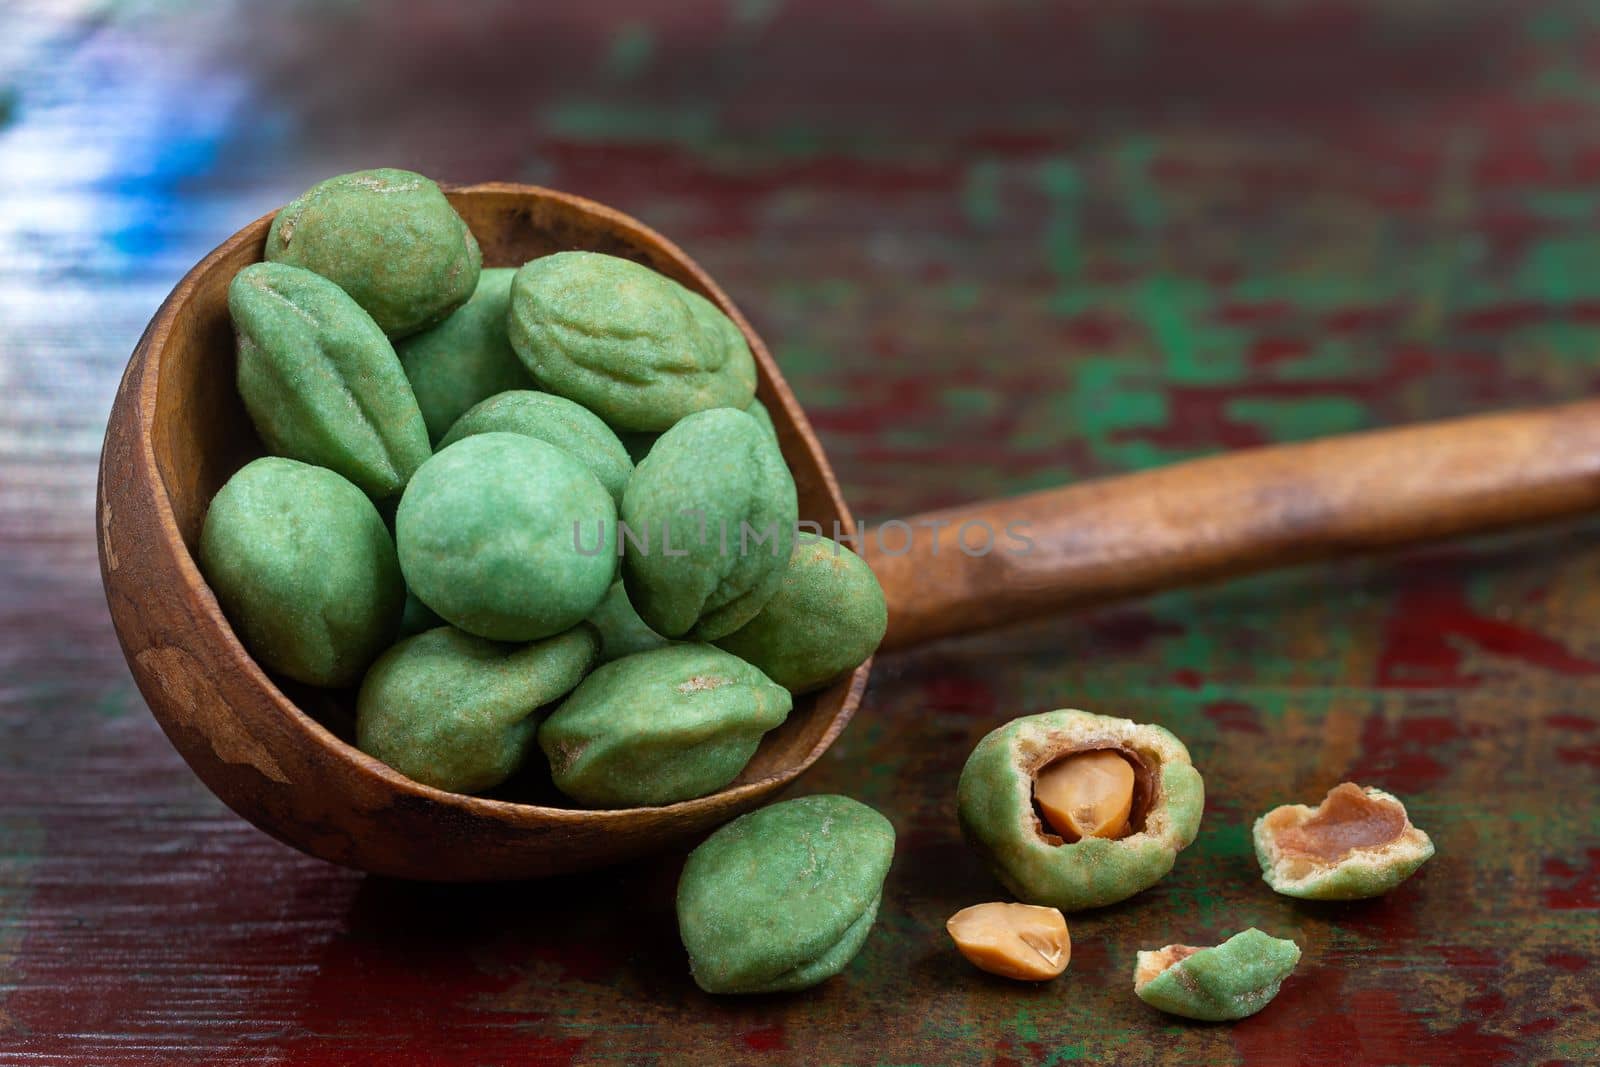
[677,795,895,994]
[538,644,791,807]
[200,457,403,687]
[396,432,616,642]
[714,534,887,693]
[1254,782,1434,900]
[614,396,774,466]
[229,262,431,499]
[356,625,596,794]
[439,389,633,505]
[396,268,535,442]
[266,168,481,337]
[586,581,671,662]
[1134,929,1301,1021]
[508,251,756,431]
[621,408,797,640]
[957,710,1204,910]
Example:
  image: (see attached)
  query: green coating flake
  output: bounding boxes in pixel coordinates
[539,643,790,807]
[957,710,1205,910]
[509,251,756,431]
[356,625,597,795]
[396,268,535,444]
[395,432,616,642]
[228,261,431,499]
[200,457,403,687]
[621,407,797,640]
[586,580,671,663]
[677,794,894,994]
[439,389,633,505]
[1134,928,1301,1022]
[715,534,886,693]
[265,168,481,338]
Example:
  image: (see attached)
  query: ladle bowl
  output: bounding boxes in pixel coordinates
[100,183,1600,879]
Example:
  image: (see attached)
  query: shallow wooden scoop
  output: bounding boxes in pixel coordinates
[98,183,1600,881]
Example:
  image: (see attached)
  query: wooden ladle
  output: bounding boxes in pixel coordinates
[99,183,1600,881]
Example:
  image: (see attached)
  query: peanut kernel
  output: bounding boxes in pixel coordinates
[946,902,1071,981]
[1035,750,1135,841]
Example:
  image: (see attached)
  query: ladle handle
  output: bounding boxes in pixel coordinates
[863,399,1600,651]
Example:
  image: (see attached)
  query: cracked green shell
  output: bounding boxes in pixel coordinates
[538,644,790,807]
[957,710,1205,910]
[439,389,633,505]
[356,624,596,794]
[1134,929,1301,1022]
[620,407,797,640]
[228,261,431,499]
[507,251,756,432]
[396,267,534,442]
[677,795,895,994]
[265,168,481,338]
[1253,783,1435,900]
[714,533,886,693]
[200,457,403,687]
[395,432,616,642]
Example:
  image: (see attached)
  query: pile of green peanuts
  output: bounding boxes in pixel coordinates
[200,168,888,812]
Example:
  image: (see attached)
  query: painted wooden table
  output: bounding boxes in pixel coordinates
[2,2,1597,1063]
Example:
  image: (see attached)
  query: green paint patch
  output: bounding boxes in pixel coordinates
[0,87,14,129]
[939,280,981,311]
[603,22,654,80]
[1137,277,1247,385]
[964,160,1003,228]
[1519,237,1600,303]
[1225,395,1369,442]
[544,101,717,143]
[943,386,998,417]
[1037,158,1080,283]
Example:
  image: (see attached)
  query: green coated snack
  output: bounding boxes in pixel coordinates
[395,432,616,642]
[586,581,671,662]
[538,644,790,807]
[229,261,431,499]
[1134,929,1301,1022]
[620,408,797,640]
[396,268,534,442]
[265,168,481,337]
[715,534,886,693]
[957,710,1205,911]
[200,457,403,687]
[1254,782,1434,900]
[616,396,773,467]
[677,795,895,994]
[356,625,596,794]
[508,251,756,431]
[439,389,633,504]
[743,396,778,442]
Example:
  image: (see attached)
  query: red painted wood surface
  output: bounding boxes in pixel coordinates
[2,2,1597,1064]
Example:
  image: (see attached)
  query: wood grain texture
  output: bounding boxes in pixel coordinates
[870,399,1600,649]
[3,1,1598,1064]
